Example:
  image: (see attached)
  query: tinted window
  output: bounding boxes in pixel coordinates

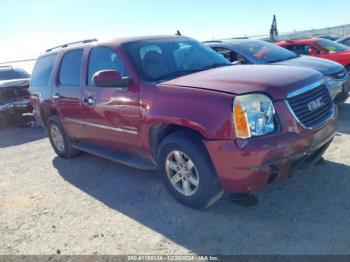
[59,49,83,86]
[316,39,350,52]
[31,55,57,85]
[235,40,298,63]
[88,47,128,86]
[288,45,312,55]
[124,38,230,82]
[212,47,240,63]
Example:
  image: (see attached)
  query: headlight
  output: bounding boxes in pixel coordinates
[324,75,343,98]
[233,94,277,139]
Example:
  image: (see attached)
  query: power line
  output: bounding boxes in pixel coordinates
[0,58,36,65]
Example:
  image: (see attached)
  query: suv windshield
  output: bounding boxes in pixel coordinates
[316,39,350,53]
[235,40,298,63]
[123,38,230,82]
[0,68,30,81]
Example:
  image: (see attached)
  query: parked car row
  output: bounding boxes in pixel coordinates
[276,38,350,71]
[28,35,342,209]
[336,35,350,47]
[205,38,350,104]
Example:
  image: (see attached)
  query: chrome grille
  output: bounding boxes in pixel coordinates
[287,83,333,128]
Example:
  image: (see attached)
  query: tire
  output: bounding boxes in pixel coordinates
[47,115,80,158]
[157,131,223,209]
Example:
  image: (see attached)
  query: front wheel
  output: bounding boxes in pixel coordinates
[157,131,223,209]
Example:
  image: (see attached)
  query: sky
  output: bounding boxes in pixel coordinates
[1,0,350,72]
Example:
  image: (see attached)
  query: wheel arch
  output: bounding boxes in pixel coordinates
[40,107,59,127]
[148,122,205,159]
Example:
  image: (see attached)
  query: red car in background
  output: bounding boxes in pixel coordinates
[277,38,350,71]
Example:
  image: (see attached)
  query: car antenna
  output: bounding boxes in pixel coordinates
[176,30,182,36]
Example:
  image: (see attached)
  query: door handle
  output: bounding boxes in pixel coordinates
[52,93,61,101]
[82,97,96,106]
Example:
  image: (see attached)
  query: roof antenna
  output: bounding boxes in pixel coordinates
[176,30,182,36]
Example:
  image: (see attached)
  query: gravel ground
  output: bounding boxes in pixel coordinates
[0,100,350,255]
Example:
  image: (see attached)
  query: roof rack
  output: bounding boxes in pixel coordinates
[45,39,97,52]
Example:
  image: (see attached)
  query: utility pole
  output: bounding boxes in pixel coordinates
[270,15,278,42]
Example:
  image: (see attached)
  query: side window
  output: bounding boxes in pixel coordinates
[212,47,238,63]
[88,47,128,86]
[292,45,311,55]
[31,54,57,86]
[283,45,295,52]
[344,39,350,46]
[58,49,83,86]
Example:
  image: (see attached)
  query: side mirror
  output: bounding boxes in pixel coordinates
[93,70,130,88]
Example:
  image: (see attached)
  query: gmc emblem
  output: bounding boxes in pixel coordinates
[307,97,324,111]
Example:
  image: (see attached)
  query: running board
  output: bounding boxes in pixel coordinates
[72,142,158,170]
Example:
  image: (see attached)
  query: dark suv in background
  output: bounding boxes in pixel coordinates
[206,39,349,104]
[0,66,32,120]
[30,36,336,209]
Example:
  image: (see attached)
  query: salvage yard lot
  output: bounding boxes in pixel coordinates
[1,100,350,255]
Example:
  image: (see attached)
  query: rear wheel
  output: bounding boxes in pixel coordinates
[47,115,80,158]
[158,131,223,209]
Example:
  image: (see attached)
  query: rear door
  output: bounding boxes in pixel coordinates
[53,49,86,140]
[81,46,141,153]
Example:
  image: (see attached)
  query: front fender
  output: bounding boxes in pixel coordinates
[139,83,235,152]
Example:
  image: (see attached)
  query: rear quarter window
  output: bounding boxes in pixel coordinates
[31,54,57,86]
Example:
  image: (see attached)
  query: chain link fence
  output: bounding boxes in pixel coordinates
[249,24,350,41]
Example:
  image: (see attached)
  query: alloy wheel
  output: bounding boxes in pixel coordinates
[50,124,65,152]
[165,150,200,196]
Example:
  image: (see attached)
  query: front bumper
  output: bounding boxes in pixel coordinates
[328,75,350,104]
[0,98,32,117]
[333,78,350,104]
[204,101,337,192]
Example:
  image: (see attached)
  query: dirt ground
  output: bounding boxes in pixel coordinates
[1,100,350,255]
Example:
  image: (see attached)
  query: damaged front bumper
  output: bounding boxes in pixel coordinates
[0,98,32,117]
[203,104,337,192]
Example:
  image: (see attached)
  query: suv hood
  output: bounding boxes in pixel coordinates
[273,55,343,75]
[161,65,321,100]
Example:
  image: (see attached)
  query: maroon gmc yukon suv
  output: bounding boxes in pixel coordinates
[30,36,337,209]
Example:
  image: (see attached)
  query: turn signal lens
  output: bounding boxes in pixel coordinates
[234,101,250,139]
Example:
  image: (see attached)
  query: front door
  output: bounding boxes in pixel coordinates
[53,49,85,140]
[81,46,141,153]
